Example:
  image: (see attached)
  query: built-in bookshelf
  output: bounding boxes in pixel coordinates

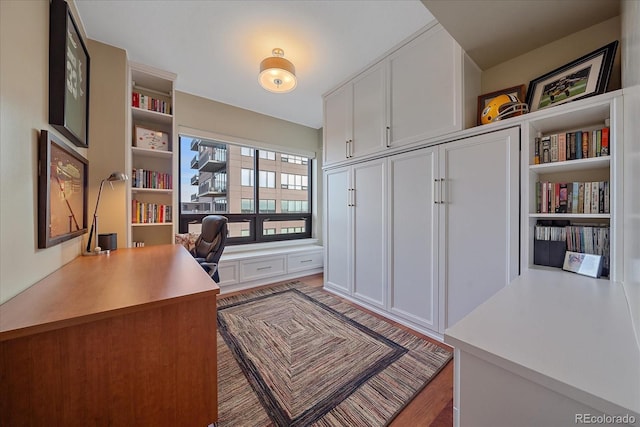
[525,93,621,280]
[127,62,177,247]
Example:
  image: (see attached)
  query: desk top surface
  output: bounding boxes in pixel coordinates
[0,245,219,341]
[445,268,640,416]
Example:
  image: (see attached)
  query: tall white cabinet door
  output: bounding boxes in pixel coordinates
[324,167,352,293]
[389,24,462,147]
[351,62,387,158]
[439,127,520,331]
[324,84,352,165]
[352,159,387,308]
[388,148,439,331]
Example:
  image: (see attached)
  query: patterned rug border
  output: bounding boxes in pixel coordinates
[217,282,453,427]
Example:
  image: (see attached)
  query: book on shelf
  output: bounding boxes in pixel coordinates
[535,126,610,165]
[562,251,603,278]
[541,136,551,163]
[132,91,171,115]
[132,200,173,224]
[132,168,173,190]
[536,180,609,214]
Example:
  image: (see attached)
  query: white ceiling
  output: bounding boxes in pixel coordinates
[75,0,435,129]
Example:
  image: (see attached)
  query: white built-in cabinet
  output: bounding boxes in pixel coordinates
[323,22,478,167]
[324,127,520,337]
[388,23,463,147]
[324,63,387,164]
[324,159,387,309]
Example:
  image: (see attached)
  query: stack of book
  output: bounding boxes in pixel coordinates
[536,181,609,214]
[534,127,609,164]
[132,91,171,114]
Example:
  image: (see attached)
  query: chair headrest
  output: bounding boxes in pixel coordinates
[200,215,228,242]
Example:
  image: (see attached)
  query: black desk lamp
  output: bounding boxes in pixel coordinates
[86,172,128,253]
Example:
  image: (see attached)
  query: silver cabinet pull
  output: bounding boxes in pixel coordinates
[345,140,349,158]
[386,126,391,147]
[434,179,440,204]
[257,266,272,271]
[440,178,446,204]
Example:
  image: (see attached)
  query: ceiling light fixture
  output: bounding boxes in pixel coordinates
[259,48,297,93]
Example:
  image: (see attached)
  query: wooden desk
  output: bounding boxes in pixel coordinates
[0,245,219,426]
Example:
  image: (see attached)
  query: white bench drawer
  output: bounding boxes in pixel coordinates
[240,256,286,282]
[288,250,323,273]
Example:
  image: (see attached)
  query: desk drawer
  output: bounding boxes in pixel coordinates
[288,250,323,273]
[240,256,286,282]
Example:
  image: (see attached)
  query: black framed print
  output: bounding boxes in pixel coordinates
[38,130,88,248]
[49,0,90,148]
[525,41,618,113]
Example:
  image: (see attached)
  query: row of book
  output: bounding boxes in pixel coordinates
[132,241,146,247]
[536,181,609,214]
[132,168,173,190]
[132,200,173,224]
[131,92,171,114]
[534,223,610,275]
[534,127,609,164]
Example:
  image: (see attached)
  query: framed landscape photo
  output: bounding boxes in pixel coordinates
[525,41,618,113]
[38,130,88,248]
[49,0,90,148]
[477,84,526,126]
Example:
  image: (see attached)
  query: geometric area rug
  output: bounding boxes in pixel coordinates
[217,282,452,426]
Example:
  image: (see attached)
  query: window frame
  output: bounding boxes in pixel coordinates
[178,136,312,245]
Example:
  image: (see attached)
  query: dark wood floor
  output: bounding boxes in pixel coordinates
[219,273,454,426]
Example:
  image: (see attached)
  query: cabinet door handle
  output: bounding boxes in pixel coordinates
[440,178,446,204]
[349,139,353,158]
[351,188,355,207]
[257,266,272,271]
[347,188,353,207]
[345,140,349,159]
[434,179,440,204]
[386,126,391,148]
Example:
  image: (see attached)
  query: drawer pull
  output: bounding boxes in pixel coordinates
[300,259,313,263]
[257,266,272,271]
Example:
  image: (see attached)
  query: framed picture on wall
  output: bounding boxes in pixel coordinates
[525,41,618,113]
[38,130,89,248]
[49,0,90,148]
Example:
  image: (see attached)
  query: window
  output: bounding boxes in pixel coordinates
[281,173,308,190]
[178,135,312,245]
[241,169,254,187]
[281,200,309,213]
[281,154,308,165]
[259,150,275,160]
[259,170,275,188]
[259,199,276,213]
[241,198,254,213]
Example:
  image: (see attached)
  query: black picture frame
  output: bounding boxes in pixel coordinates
[38,130,89,248]
[49,0,90,148]
[525,41,618,113]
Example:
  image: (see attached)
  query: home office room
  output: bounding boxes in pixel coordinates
[1,1,639,426]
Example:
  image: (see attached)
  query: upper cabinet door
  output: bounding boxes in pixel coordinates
[351,62,387,158]
[389,24,462,147]
[324,84,352,165]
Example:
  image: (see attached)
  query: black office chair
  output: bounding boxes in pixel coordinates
[191,215,228,283]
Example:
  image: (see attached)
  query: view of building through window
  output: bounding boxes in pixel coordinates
[179,136,311,243]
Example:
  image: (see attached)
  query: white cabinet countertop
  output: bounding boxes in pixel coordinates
[445,268,640,418]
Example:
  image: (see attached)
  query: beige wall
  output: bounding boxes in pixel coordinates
[482,16,621,96]
[175,91,323,240]
[0,1,127,303]
[0,0,82,303]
